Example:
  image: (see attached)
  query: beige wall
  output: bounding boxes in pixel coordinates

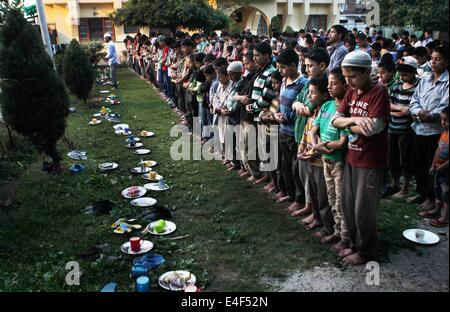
[79,3,113,18]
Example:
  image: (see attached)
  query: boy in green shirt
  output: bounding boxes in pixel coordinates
[311,68,349,245]
[288,48,330,219]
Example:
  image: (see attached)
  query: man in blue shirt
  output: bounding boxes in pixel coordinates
[104,33,118,88]
[274,49,308,204]
[327,25,349,72]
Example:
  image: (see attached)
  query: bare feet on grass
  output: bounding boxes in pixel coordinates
[276,195,292,203]
[339,248,354,258]
[298,213,315,225]
[290,204,312,217]
[263,182,275,192]
[342,253,366,265]
[285,202,304,214]
[274,191,286,200]
[321,234,341,244]
[331,239,349,253]
[305,220,321,231]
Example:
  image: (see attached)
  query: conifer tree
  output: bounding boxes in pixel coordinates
[63,39,94,105]
[0,9,69,173]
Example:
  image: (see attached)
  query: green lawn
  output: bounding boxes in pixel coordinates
[0,68,420,291]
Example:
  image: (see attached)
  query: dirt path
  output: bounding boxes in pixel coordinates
[264,219,449,292]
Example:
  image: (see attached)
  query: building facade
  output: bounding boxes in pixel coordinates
[214,0,346,35]
[43,0,348,44]
[43,0,136,44]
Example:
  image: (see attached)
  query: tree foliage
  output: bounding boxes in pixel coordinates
[82,41,107,67]
[63,39,94,104]
[113,0,230,34]
[377,0,449,31]
[0,9,69,172]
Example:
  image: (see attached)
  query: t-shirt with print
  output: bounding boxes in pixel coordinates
[313,100,348,161]
[435,130,449,166]
[337,82,390,169]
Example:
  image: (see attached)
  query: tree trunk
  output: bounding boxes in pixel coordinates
[170,27,177,38]
[6,124,15,148]
[47,145,62,174]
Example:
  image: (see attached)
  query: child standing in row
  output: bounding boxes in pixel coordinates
[260,71,284,195]
[297,78,333,235]
[311,68,349,245]
[428,107,449,227]
[389,56,420,198]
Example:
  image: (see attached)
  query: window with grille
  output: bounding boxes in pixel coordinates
[79,18,115,41]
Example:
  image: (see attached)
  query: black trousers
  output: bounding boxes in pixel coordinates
[413,134,440,200]
[388,132,414,180]
[292,149,306,204]
[279,133,297,199]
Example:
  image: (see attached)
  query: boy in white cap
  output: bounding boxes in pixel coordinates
[224,61,244,170]
[389,56,420,199]
[104,33,118,88]
[332,51,390,265]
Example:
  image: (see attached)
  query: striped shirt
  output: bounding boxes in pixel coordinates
[251,63,276,112]
[278,75,308,137]
[389,80,419,134]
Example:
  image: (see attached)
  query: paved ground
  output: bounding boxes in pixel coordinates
[264,219,449,292]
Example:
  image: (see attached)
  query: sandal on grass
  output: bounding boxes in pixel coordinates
[111,218,137,228]
[429,219,449,227]
[111,218,142,234]
[419,210,440,218]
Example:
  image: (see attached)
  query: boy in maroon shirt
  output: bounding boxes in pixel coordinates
[332,51,390,265]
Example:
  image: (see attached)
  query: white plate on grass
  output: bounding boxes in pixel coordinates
[99,90,110,94]
[144,182,169,191]
[146,220,176,236]
[89,120,102,125]
[131,166,151,174]
[139,160,157,167]
[142,173,163,181]
[121,186,147,199]
[403,229,440,245]
[115,129,132,135]
[133,149,151,155]
[125,137,141,143]
[98,162,119,171]
[121,240,153,255]
[126,142,143,149]
[130,197,157,207]
[158,271,196,291]
[113,124,129,130]
[140,131,155,137]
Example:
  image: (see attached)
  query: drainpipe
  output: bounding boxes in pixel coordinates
[35,0,54,61]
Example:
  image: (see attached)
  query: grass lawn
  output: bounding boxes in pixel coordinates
[0,68,421,292]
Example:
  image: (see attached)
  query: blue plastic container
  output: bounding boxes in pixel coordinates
[136,276,150,292]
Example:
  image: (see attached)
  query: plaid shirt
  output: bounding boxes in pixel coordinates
[251,63,276,112]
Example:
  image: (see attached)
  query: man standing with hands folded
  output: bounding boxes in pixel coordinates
[332,51,390,265]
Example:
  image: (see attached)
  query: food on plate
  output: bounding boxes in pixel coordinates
[162,271,192,289]
[153,220,166,233]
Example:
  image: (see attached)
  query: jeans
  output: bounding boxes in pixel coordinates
[110,63,118,87]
